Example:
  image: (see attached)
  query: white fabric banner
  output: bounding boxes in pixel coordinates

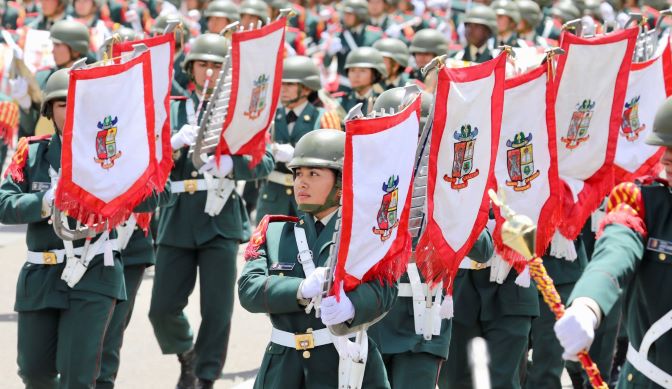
[23,29,54,73]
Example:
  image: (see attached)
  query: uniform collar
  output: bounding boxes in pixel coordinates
[285,100,309,117]
[314,208,338,225]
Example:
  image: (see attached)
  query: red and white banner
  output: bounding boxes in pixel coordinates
[114,34,175,187]
[56,51,157,228]
[416,54,505,292]
[23,29,55,73]
[215,18,286,166]
[494,65,561,265]
[554,28,637,239]
[332,96,421,295]
[614,42,672,182]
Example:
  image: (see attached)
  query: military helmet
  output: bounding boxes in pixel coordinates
[41,68,70,118]
[463,5,498,38]
[287,129,345,171]
[345,47,388,79]
[239,0,269,20]
[113,26,142,42]
[491,0,521,25]
[342,0,369,21]
[182,33,228,72]
[372,86,432,126]
[582,0,602,19]
[646,97,672,147]
[409,29,448,56]
[204,0,240,21]
[50,20,90,56]
[282,56,321,91]
[268,0,290,10]
[551,1,581,22]
[151,14,191,44]
[517,0,542,29]
[373,38,410,68]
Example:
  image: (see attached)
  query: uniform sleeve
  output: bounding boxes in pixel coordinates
[467,228,494,263]
[0,174,45,225]
[231,146,275,181]
[346,280,399,327]
[238,245,305,315]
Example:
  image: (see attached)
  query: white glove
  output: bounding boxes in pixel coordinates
[124,9,139,24]
[385,24,402,39]
[42,180,58,216]
[299,267,328,299]
[199,155,233,178]
[322,33,343,56]
[9,77,31,109]
[554,302,598,361]
[321,283,355,326]
[170,124,198,150]
[272,143,294,163]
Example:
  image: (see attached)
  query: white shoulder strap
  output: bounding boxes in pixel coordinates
[294,226,315,278]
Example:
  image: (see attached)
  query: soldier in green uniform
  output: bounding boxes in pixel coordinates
[203,0,239,34]
[373,38,411,90]
[26,0,68,30]
[256,56,327,223]
[0,0,22,29]
[0,68,127,389]
[554,97,672,388]
[150,14,191,97]
[238,128,395,389]
[367,86,496,389]
[453,5,497,63]
[516,0,550,47]
[491,0,522,47]
[337,47,387,115]
[239,0,268,28]
[544,1,580,40]
[408,29,448,82]
[148,32,274,389]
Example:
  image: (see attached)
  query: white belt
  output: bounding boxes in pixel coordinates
[268,170,294,187]
[170,179,208,194]
[26,239,119,265]
[397,283,416,297]
[626,309,672,388]
[270,327,335,349]
[458,257,491,270]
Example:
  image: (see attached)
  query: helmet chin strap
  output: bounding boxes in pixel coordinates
[297,180,342,215]
[282,85,305,107]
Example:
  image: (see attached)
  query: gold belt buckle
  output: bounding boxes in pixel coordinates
[42,252,57,265]
[471,260,487,270]
[294,330,315,351]
[183,179,198,194]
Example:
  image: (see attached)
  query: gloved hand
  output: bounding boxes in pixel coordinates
[321,32,343,56]
[321,283,355,326]
[170,124,198,150]
[554,302,598,361]
[199,155,233,178]
[9,77,31,109]
[384,24,402,39]
[272,143,294,163]
[299,267,328,299]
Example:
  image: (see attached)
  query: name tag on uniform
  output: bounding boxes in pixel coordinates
[31,182,51,192]
[270,262,295,271]
[646,238,672,255]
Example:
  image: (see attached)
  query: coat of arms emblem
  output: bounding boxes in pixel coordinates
[561,99,595,149]
[244,74,269,120]
[443,124,479,190]
[372,175,400,241]
[505,132,540,192]
[621,96,645,141]
[94,115,122,169]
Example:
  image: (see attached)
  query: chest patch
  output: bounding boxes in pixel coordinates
[646,237,672,256]
[31,182,51,192]
[270,262,295,271]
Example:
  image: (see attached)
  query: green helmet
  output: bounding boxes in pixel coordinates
[41,68,70,118]
[268,0,290,10]
[491,0,521,25]
[373,38,410,68]
[517,0,542,29]
[239,0,269,21]
[113,26,142,42]
[182,33,228,72]
[551,1,581,22]
[409,29,448,56]
[463,4,498,37]
[345,47,388,79]
[372,86,432,126]
[50,20,90,56]
[151,14,191,44]
[646,97,672,147]
[342,0,369,22]
[282,56,321,91]
[288,129,345,171]
[583,0,602,19]
[204,0,240,21]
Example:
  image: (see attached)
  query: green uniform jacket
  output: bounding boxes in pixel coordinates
[238,213,398,381]
[368,229,495,359]
[0,135,126,311]
[325,26,385,75]
[156,94,274,248]
[338,90,380,118]
[569,182,672,388]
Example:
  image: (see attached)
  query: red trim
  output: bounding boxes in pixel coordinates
[416,54,506,295]
[113,34,175,190]
[596,207,647,239]
[244,215,299,260]
[331,96,421,296]
[215,18,286,168]
[56,51,157,230]
[555,28,638,240]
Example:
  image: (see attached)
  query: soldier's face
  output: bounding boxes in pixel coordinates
[52,101,67,134]
[465,23,491,47]
[496,15,515,34]
[368,0,386,17]
[192,60,223,91]
[53,43,76,67]
[343,12,358,27]
[42,0,62,16]
[207,16,231,34]
[413,52,434,69]
[294,167,337,207]
[74,0,96,17]
[280,82,308,107]
[662,147,672,185]
[348,67,375,89]
[241,14,262,29]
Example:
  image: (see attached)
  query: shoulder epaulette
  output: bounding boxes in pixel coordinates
[597,182,647,239]
[244,215,300,261]
[331,91,345,98]
[366,25,382,32]
[4,134,50,183]
[319,110,342,130]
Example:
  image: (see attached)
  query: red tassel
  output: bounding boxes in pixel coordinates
[134,213,152,236]
[244,215,299,261]
[596,206,647,239]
